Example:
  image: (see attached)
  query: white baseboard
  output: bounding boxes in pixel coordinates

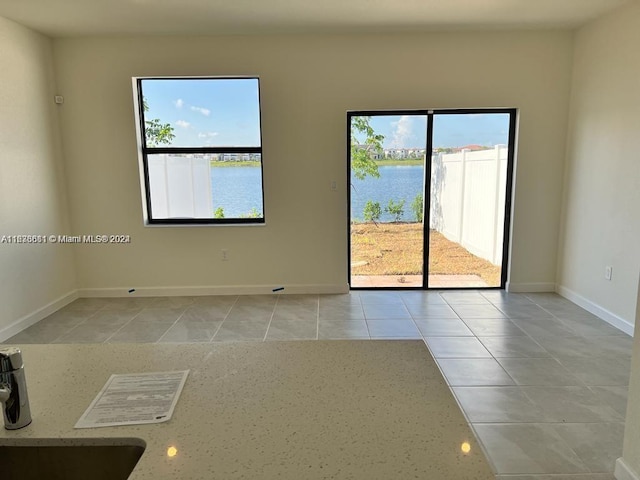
[0,290,79,342]
[616,457,640,480]
[506,282,556,293]
[556,284,635,336]
[78,284,350,297]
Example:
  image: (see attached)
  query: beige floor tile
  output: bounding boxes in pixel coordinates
[473,423,589,474]
[319,304,365,320]
[521,386,624,423]
[265,318,317,340]
[424,336,492,358]
[553,422,625,473]
[212,319,270,341]
[453,387,546,422]
[158,320,222,343]
[478,336,549,358]
[366,319,421,338]
[414,318,473,336]
[106,322,172,343]
[437,358,515,386]
[318,320,370,339]
[463,318,527,336]
[53,323,123,343]
[497,358,585,386]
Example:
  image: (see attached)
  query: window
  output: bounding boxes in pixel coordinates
[134,77,265,225]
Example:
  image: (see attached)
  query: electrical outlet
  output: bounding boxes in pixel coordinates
[330,180,337,191]
[605,266,612,281]
[221,249,229,261]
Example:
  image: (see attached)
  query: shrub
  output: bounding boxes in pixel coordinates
[411,193,423,222]
[385,199,405,222]
[214,207,225,219]
[363,200,382,222]
[241,207,261,218]
[247,207,261,218]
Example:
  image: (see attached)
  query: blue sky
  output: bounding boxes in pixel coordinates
[360,113,510,149]
[142,79,509,150]
[141,78,261,147]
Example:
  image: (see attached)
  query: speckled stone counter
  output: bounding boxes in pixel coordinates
[0,341,494,479]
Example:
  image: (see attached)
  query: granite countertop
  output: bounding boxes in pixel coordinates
[0,341,494,479]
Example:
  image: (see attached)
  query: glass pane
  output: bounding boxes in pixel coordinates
[429,113,510,288]
[147,154,264,220]
[140,78,261,148]
[350,115,426,288]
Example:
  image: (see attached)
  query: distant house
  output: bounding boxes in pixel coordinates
[356,144,383,159]
[453,144,490,152]
[382,148,425,159]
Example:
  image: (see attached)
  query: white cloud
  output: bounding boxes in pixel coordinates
[197,132,219,138]
[190,105,211,116]
[390,115,414,148]
[175,120,190,128]
[174,98,184,108]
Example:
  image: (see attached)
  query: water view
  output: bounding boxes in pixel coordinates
[211,166,264,218]
[351,165,424,223]
[349,111,514,288]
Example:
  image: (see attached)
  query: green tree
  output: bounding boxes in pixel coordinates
[143,99,175,147]
[411,193,423,222]
[351,116,384,180]
[363,200,382,222]
[385,199,405,222]
[214,207,225,219]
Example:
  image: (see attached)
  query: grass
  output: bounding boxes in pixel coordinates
[373,159,424,167]
[210,159,421,168]
[210,161,260,167]
[350,222,501,286]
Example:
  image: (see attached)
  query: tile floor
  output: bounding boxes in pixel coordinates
[3,290,633,480]
[350,273,489,288]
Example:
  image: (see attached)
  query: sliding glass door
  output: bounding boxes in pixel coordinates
[348,109,516,289]
[349,115,427,288]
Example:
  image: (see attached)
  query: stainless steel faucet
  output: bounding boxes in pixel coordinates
[0,347,32,430]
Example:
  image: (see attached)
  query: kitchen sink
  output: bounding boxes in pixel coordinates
[0,439,145,480]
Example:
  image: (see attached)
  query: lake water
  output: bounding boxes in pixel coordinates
[211,166,264,217]
[210,164,425,221]
[351,165,425,222]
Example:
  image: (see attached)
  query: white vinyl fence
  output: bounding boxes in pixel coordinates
[148,155,213,219]
[429,146,508,265]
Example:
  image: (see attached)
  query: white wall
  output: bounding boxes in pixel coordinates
[623,278,640,479]
[432,146,508,266]
[557,2,640,477]
[0,16,77,338]
[557,1,640,331]
[52,31,573,294]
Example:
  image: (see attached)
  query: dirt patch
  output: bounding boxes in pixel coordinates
[351,222,501,286]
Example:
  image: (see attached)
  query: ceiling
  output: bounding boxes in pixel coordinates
[0,0,632,37]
